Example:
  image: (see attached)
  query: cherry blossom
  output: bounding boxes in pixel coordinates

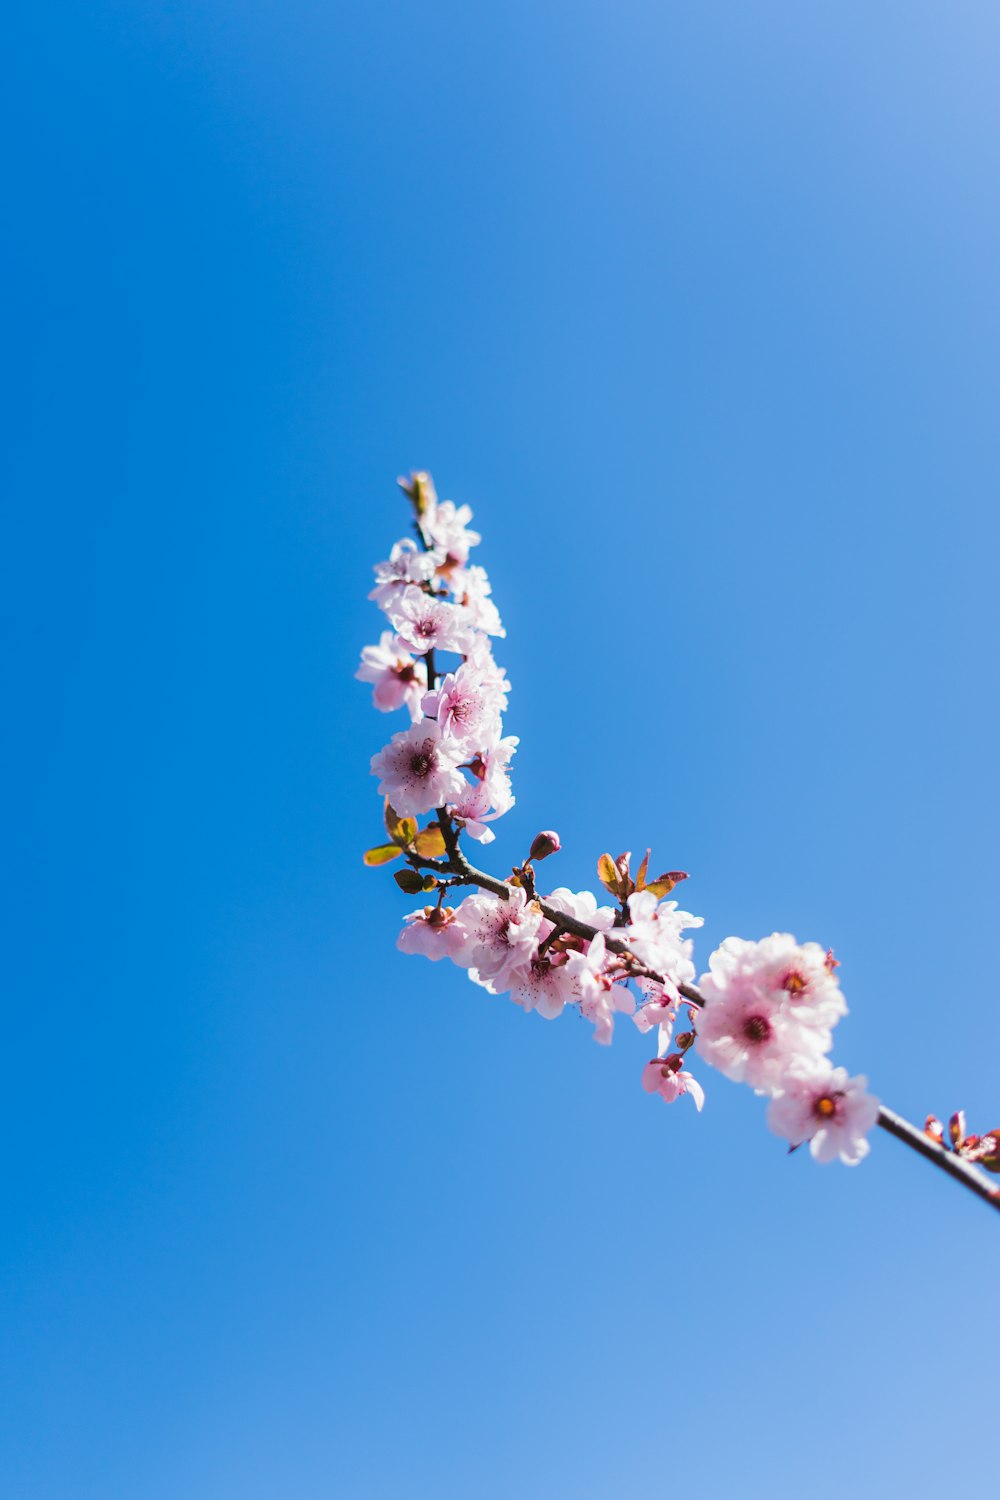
[620,889,701,1001]
[508,949,579,1020]
[450,563,505,636]
[767,1065,880,1165]
[422,498,482,569]
[398,905,472,961]
[355,631,428,718]
[370,722,468,817]
[642,1055,705,1110]
[387,587,477,658]
[422,659,505,751]
[369,538,442,609]
[358,474,1000,1203]
[453,888,545,990]
[448,735,519,840]
[694,982,829,1091]
[563,932,635,1044]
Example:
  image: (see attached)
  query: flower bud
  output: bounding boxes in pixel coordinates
[529,830,561,861]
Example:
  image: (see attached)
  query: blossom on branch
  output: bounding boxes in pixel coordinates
[370,722,467,817]
[767,1065,880,1165]
[355,631,428,718]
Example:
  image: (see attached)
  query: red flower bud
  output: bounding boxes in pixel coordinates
[529,830,561,861]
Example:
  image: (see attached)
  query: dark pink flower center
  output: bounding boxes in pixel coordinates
[743,1014,771,1045]
[813,1092,842,1120]
[410,749,433,778]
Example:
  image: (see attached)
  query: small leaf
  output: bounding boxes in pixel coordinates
[413,825,447,858]
[597,853,619,895]
[364,843,402,867]
[979,1133,1000,1172]
[635,849,650,890]
[949,1110,967,1149]
[384,800,403,839]
[394,868,426,893]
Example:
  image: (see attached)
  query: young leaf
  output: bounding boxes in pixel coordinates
[635,849,650,890]
[597,853,619,895]
[394,868,426,893]
[364,843,403,867]
[413,825,447,858]
[644,871,688,898]
[979,1133,1000,1172]
[949,1110,967,1149]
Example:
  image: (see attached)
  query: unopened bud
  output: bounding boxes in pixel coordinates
[675,1031,696,1053]
[529,830,561,861]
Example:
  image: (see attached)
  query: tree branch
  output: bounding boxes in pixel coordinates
[427,818,1000,1214]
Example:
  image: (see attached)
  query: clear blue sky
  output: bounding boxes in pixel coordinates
[5,3,1000,1496]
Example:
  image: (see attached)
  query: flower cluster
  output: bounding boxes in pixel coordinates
[694,935,879,1164]
[360,473,514,841]
[359,474,883,1169]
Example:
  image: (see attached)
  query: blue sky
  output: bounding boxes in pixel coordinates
[5,3,1000,1495]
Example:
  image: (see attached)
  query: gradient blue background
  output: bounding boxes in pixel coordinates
[5,3,1000,1496]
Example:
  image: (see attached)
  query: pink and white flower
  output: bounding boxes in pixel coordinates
[387,587,477,658]
[632,979,681,1040]
[455,888,545,989]
[563,932,635,1044]
[745,932,847,1032]
[450,563,505,637]
[542,887,616,932]
[767,1064,880,1165]
[370,722,468,817]
[694,982,828,1091]
[422,659,506,751]
[620,890,701,1001]
[423,498,482,569]
[369,538,443,609]
[355,631,428,719]
[508,949,579,1020]
[641,1054,705,1110]
[449,735,519,840]
[397,904,472,962]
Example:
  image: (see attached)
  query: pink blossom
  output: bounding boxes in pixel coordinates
[464,636,510,708]
[455,888,545,990]
[355,631,428,719]
[641,1055,705,1111]
[543,887,616,931]
[767,1065,880,1164]
[744,932,847,1031]
[423,498,482,568]
[633,979,680,1039]
[397,904,472,962]
[369,538,443,609]
[620,889,701,1002]
[422,659,505,751]
[450,563,505,636]
[694,982,828,1091]
[449,735,519,841]
[563,932,635,1044]
[370,722,467,817]
[387,587,477,658]
[508,949,579,1020]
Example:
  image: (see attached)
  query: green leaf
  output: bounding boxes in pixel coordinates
[364,843,403,867]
